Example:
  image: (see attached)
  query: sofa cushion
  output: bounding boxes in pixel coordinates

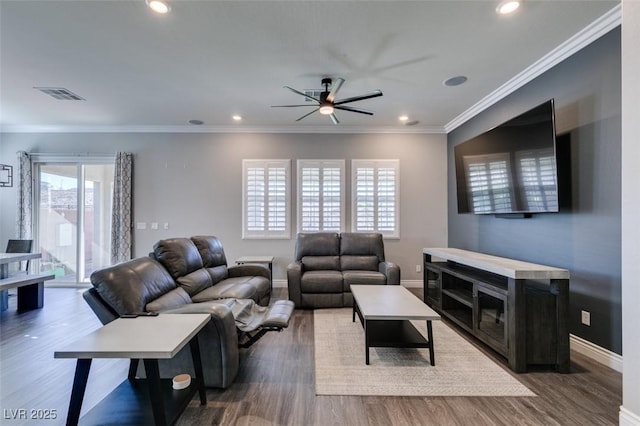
[153,238,204,279]
[191,280,257,302]
[302,255,340,271]
[295,232,339,259]
[191,235,228,268]
[341,255,379,271]
[90,257,176,315]
[340,232,385,262]
[177,268,213,296]
[300,270,343,293]
[343,270,387,291]
[145,287,192,312]
[206,265,229,285]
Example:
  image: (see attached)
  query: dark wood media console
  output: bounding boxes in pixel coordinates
[423,248,570,373]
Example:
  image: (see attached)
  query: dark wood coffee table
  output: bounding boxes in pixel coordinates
[351,285,441,365]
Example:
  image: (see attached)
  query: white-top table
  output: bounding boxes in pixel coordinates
[55,314,210,426]
[351,285,440,365]
[235,255,274,288]
[0,252,54,311]
[423,247,570,279]
[0,252,41,278]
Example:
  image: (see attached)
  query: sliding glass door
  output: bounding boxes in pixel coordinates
[36,160,114,283]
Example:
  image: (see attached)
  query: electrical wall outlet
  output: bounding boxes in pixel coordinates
[151,222,159,230]
[136,222,146,230]
[416,264,422,273]
[581,310,591,326]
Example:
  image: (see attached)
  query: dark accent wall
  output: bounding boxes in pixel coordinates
[447,28,621,353]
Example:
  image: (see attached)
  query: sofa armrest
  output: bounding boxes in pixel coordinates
[161,301,238,347]
[379,261,401,285]
[286,260,303,307]
[160,300,240,388]
[228,263,270,279]
[83,288,119,325]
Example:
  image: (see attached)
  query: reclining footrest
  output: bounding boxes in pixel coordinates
[232,299,294,348]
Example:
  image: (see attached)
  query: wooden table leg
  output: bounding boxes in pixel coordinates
[66,358,92,426]
[364,319,370,365]
[143,358,167,426]
[426,320,435,366]
[189,336,207,405]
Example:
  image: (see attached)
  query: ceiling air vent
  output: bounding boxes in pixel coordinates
[34,87,85,101]
[304,89,322,102]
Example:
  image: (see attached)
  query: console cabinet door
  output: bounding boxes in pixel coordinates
[474,283,508,356]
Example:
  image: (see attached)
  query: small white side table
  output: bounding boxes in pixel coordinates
[235,256,274,288]
[55,314,209,426]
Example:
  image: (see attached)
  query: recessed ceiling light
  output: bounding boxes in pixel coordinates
[188,119,203,125]
[496,0,521,15]
[398,115,409,122]
[146,0,170,14]
[232,115,242,121]
[443,76,468,87]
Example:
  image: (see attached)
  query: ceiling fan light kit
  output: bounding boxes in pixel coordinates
[272,77,382,125]
[146,0,170,14]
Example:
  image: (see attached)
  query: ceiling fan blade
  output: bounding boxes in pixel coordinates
[296,108,319,121]
[333,90,383,105]
[334,105,374,116]
[330,113,339,125]
[271,104,318,108]
[284,86,319,102]
[326,77,345,103]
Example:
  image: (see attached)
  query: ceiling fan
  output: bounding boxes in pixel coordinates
[272,78,382,124]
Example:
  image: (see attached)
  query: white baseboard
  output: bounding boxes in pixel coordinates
[620,406,640,426]
[570,333,623,373]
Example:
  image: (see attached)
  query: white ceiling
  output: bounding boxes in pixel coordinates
[0,0,620,134]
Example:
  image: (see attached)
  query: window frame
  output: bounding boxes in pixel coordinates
[242,159,291,239]
[350,159,400,239]
[296,159,345,233]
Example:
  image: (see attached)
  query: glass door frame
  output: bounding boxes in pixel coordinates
[32,154,114,283]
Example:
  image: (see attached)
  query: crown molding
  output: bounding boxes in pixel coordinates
[444,4,622,133]
[0,124,446,135]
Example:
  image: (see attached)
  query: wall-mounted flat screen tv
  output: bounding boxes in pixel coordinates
[454,99,559,215]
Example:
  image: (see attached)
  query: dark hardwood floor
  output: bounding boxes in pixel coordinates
[0,287,621,425]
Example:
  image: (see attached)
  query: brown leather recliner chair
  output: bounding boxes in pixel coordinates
[287,232,400,308]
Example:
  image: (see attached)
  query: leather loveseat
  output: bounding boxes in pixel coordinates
[84,235,293,388]
[287,232,400,308]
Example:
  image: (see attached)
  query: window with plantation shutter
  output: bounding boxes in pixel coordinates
[297,160,345,232]
[242,159,291,239]
[351,159,399,238]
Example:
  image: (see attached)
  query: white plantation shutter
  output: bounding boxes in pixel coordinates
[463,153,513,213]
[351,159,399,238]
[297,160,345,232]
[517,149,558,212]
[243,159,291,238]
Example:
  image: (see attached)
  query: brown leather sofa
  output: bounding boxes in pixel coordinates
[84,235,293,388]
[287,232,400,308]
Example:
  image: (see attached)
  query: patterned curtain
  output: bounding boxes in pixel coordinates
[16,151,33,239]
[111,152,133,264]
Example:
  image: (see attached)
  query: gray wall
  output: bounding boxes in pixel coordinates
[447,29,621,353]
[0,132,448,283]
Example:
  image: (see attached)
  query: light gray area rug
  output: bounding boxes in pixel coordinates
[314,308,535,397]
